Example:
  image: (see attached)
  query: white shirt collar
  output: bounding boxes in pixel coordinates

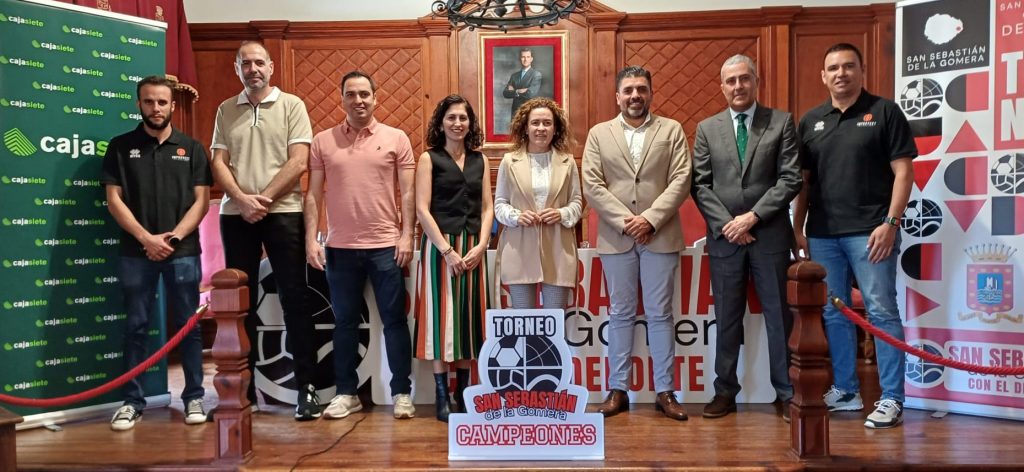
[618,113,652,131]
[729,102,757,122]
[236,86,281,105]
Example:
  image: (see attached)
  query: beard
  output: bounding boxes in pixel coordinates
[142,109,172,131]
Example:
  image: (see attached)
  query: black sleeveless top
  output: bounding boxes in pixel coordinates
[429,148,483,234]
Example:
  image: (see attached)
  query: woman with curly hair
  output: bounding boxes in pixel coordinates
[413,94,493,422]
[494,97,582,310]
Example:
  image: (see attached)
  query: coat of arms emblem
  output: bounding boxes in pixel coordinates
[962,244,1021,323]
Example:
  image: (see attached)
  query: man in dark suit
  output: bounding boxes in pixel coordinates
[502,47,542,120]
[691,54,801,421]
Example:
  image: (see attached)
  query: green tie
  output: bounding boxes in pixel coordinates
[735,113,748,165]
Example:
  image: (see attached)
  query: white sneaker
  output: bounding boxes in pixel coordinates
[184,399,207,425]
[324,394,362,420]
[393,394,415,419]
[110,405,141,431]
[864,399,903,429]
[823,385,864,412]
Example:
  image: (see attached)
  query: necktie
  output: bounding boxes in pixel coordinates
[735,113,748,165]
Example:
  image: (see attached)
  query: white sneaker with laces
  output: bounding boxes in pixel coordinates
[324,394,362,419]
[393,394,415,419]
[864,399,903,429]
[184,399,207,425]
[823,385,864,412]
[110,405,141,431]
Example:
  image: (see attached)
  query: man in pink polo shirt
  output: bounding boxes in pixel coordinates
[304,70,416,420]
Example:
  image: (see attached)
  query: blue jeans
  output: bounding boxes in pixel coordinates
[809,234,905,402]
[119,256,204,409]
[325,247,412,396]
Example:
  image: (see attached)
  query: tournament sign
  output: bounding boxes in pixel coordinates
[449,309,604,461]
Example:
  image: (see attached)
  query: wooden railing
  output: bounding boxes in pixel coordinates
[209,268,254,465]
[0,406,22,472]
[786,260,830,458]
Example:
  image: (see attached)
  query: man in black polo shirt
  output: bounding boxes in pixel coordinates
[101,75,213,431]
[793,43,916,429]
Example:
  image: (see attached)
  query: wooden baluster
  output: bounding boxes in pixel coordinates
[209,269,253,464]
[787,261,830,458]
[0,407,23,472]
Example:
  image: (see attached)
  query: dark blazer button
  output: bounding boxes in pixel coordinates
[635,178,640,183]
[631,200,636,204]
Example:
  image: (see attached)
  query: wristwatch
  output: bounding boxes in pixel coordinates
[883,216,900,227]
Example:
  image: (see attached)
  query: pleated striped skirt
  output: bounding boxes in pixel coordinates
[413,231,489,362]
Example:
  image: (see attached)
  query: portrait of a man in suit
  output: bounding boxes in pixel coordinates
[690,54,801,421]
[502,47,543,120]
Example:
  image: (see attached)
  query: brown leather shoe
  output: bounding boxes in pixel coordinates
[782,400,792,423]
[702,394,737,418]
[654,391,688,421]
[596,389,628,417]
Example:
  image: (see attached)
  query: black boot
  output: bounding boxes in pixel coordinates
[434,373,451,422]
[453,368,471,413]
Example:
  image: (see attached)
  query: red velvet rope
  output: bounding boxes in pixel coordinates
[0,304,209,408]
[832,297,1024,376]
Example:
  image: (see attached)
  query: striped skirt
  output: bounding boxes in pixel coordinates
[414,231,489,362]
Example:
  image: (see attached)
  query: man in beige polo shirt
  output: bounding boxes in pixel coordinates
[210,40,321,421]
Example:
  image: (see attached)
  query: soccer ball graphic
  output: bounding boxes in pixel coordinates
[487,335,563,394]
[253,260,346,404]
[990,153,1024,194]
[905,342,945,388]
[899,78,943,118]
[901,199,943,238]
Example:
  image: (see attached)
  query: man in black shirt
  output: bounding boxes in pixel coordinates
[101,76,212,431]
[793,43,916,429]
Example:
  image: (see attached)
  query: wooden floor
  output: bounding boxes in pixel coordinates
[13,361,1024,471]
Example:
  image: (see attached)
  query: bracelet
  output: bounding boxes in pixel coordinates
[441,246,454,256]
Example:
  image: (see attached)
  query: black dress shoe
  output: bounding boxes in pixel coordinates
[782,400,792,423]
[596,389,628,417]
[702,394,737,418]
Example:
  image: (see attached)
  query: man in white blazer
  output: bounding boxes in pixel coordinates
[582,65,692,421]
[691,54,801,421]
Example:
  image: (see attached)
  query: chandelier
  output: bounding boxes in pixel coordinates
[432,1,591,32]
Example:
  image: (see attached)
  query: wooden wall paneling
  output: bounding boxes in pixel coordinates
[759,7,801,110]
[619,27,761,140]
[790,4,895,121]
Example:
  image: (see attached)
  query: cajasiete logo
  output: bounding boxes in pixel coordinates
[0,12,45,27]
[5,127,109,158]
[32,81,75,93]
[35,316,78,328]
[35,277,78,287]
[31,39,74,53]
[62,64,103,77]
[0,55,44,68]
[119,73,143,83]
[449,309,604,461]
[91,50,131,62]
[2,175,47,185]
[119,35,157,47]
[36,356,79,368]
[1,98,45,110]
[4,128,37,156]
[61,24,102,37]
[93,89,131,100]
[94,312,127,323]
[67,372,108,384]
[3,299,47,310]
[4,379,48,393]
[2,258,47,269]
[66,333,107,345]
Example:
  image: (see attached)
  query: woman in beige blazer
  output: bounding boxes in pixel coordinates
[494,97,582,309]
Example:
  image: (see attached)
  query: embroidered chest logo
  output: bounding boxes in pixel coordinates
[171,147,190,162]
[129,149,141,159]
[813,121,825,132]
[857,113,877,127]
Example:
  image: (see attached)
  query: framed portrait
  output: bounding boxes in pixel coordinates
[480,31,568,147]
